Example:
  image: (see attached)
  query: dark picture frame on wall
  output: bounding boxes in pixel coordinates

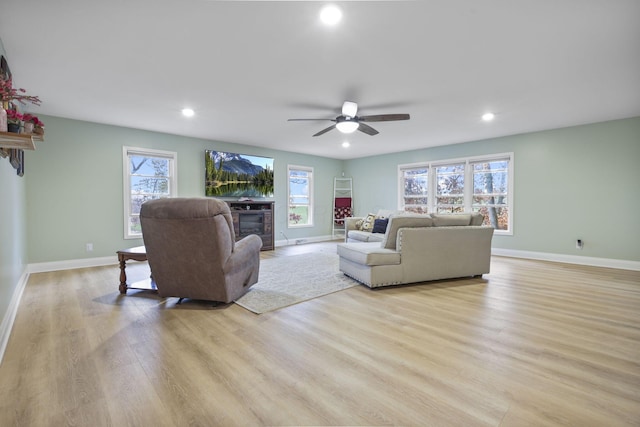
[0,55,10,81]
[17,149,24,176]
[9,148,19,168]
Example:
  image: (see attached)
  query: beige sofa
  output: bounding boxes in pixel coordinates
[337,212,494,288]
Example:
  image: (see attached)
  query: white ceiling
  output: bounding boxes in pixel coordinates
[1,0,639,160]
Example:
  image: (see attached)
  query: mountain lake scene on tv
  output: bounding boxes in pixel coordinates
[205,150,274,198]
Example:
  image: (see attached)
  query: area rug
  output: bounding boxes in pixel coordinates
[234,252,359,314]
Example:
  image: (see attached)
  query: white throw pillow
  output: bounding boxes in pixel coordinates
[360,213,377,231]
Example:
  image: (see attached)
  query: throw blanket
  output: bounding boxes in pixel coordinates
[334,197,352,225]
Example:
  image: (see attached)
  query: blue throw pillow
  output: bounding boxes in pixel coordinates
[372,218,389,234]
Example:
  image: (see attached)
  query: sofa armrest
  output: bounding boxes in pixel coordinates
[222,234,263,300]
[344,217,363,242]
[224,234,262,277]
[345,217,363,230]
[397,226,494,282]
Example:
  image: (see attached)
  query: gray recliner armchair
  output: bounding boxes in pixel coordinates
[140,197,262,303]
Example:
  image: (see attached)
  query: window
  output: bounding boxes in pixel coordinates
[471,158,510,232]
[123,146,177,239]
[288,165,313,227]
[398,153,513,234]
[435,162,465,213]
[401,167,429,213]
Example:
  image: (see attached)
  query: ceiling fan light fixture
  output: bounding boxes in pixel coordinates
[336,121,359,134]
[288,100,409,137]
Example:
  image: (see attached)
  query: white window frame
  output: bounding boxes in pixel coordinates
[434,161,466,213]
[287,164,314,228]
[398,152,514,235]
[398,165,429,213]
[123,146,178,239]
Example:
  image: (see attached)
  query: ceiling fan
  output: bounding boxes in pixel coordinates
[288,101,410,137]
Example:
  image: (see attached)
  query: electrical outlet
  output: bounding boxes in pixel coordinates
[576,239,583,250]
[86,243,93,252]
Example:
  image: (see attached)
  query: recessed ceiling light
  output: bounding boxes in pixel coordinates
[182,108,195,117]
[320,5,342,26]
[342,141,350,148]
[482,112,495,121]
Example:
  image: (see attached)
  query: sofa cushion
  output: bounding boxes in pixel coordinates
[372,218,389,234]
[382,214,434,250]
[376,209,399,219]
[337,242,401,266]
[431,213,472,226]
[348,230,372,242]
[348,230,385,242]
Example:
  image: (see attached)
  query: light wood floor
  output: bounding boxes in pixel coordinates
[1,242,639,426]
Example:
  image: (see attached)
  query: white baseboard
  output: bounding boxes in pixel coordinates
[273,237,639,271]
[28,256,118,274]
[27,238,339,271]
[275,234,336,247]
[0,268,29,365]
[26,236,339,271]
[273,239,639,271]
[491,248,640,271]
[25,246,639,273]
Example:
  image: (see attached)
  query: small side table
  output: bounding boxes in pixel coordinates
[117,246,156,294]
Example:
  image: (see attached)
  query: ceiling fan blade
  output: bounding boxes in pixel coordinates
[288,118,334,121]
[357,122,379,136]
[342,101,358,118]
[313,124,337,137]
[358,113,410,122]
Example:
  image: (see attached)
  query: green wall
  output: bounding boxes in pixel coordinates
[344,117,640,262]
[21,115,640,265]
[25,116,345,263]
[0,151,27,326]
[0,38,28,332]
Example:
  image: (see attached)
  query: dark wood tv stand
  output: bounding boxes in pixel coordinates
[226,201,274,251]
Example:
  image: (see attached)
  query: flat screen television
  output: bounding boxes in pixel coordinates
[205,150,274,199]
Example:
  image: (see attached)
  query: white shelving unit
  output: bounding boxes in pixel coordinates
[332,177,353,239]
